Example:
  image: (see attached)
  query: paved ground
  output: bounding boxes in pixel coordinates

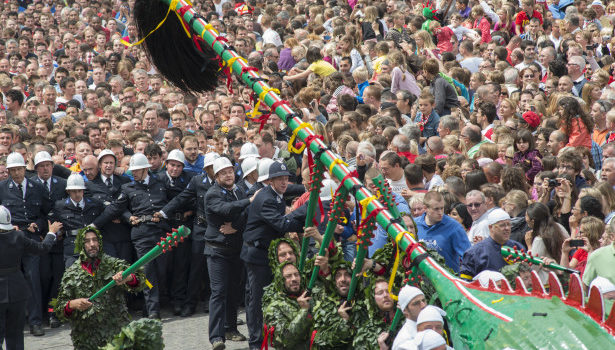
[22,308,251,350]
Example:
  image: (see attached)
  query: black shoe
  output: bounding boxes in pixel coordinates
[30,325,45,336]
[148,312,161,320]
[225,330,247,341]
[173,305,182,316]
[236,318,245,326]
[180,305,194,317]
[49,315,61,328]
[212,340,225,350]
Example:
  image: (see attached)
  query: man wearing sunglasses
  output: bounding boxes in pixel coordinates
[466,190,495,244]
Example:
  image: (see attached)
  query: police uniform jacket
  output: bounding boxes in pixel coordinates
[162,173,213,239]
[85,174,131,243]
[241,185,306,266]
[204,183,250,252]
[93,175,170,236]
[0,178,52,234]
[236,178,254,196]
[0,230,55,303]
[157,169,195,224]
[32,175,67,252]
[48,197,104,235]
[459,236,525,279]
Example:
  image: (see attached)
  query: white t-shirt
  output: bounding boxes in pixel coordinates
[388,175,409,195]
[262,28,283,47]
[392,319,417,350]
[460,57,483,74]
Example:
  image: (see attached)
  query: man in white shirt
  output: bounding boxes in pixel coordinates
[466,190,493,243]
[392,286,427,350]
[260,14,282,47]
[379,152,408,194]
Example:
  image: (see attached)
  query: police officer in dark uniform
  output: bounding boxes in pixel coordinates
[156,150,195,316]
[241,161,307,350]
[93,153,170,320]
[236,156,259,196]
[0,152,53,336]
[31,151,67,329]
[48,174,104,268]
[0,205,60,349]
[205,157,252,349]
[159,152,219,317]
[84,149,132,261]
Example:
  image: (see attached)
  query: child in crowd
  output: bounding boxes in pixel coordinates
[513,129,543,185]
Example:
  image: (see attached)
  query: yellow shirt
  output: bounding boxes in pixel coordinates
[308,60,337,77]
[372,55,387,74]
[69,162,81,173]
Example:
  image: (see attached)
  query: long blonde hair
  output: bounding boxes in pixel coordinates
[414,30,436,50]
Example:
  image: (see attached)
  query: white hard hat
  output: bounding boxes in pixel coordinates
[34,151,53,167]
[203,153,220,168]
[319,179,337,201]
[128,153,152,171]
[213,157,233,175]
[257,158,274,182]
[97,149,116,163]
[6,152,26,169]
[65,174,86,190]
[167,149,186,165]
[0,205,13,230]
[239,143,260,160]
[241,157,259,179]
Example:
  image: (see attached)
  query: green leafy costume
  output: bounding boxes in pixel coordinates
[100,318,164,350]
[262,261,313,350]
[55,227,146,350]
[311,260,367,350]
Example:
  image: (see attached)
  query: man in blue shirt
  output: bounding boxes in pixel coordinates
[459,209,524,280]
[415,191,470,272]
[182,136,204,174]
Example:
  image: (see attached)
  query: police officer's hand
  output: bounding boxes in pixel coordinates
[69,298,93,311]
[250,189,262,202]
[112,219,121,224]
[220,222,237,235]
[151,215,160,223]
[297,291,311,309]
[113,271,135,285]
[338,301,352,321]
[129,216,140,226]
[183,211,194,220]
[48,221,63,234]
[27,223,38,233]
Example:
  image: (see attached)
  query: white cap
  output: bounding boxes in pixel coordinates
[239,143,260,160]
[397,285,424,311]
[167,149,186,165]
[34,151,53,167]
[319,179,337,201]
[487,208,511,226]
[413,329,446,350]
[590,276,615,295]
[0,206,13,230]
[203,153,220,168]
[213,157,233,175]
[257,158,274,182]
[6,152,26,169]
[473,270,506,288]
[591,0,605,9]
[97,149,116,163]
[128,153,151,171]
[477,157,493,167]
[241,157,259,178]
[416,305,446,325]
[66,174,86,190]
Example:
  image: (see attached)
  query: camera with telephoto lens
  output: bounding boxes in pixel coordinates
[548,179,560,187]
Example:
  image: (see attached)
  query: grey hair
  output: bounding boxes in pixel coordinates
[399,124,421,143]
[466,189,486,201]
[357,141,376,159]
[503,68,519,85]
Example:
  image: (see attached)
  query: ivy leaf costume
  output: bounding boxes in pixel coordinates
[262,261,313,350]
[55,227,146,350]
[99,318,164,350]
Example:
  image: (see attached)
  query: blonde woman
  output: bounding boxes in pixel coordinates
[413,30,439,58]
[498,98,517,123]
[335,35,364,73]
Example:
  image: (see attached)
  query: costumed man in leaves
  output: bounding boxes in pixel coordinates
[262,261,313,350]
[311,259,367,349]
[55,226,146,350]
[353,278,399,350]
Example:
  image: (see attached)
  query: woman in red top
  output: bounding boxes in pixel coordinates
[558,96,594,149]
[560,216,603,276]
[470,6,492,43]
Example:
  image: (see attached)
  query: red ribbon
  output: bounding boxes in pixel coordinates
[403,242,422,268]
[310,329,318,350]
[261,325,275,350]
[241,66,259,75]
[252,100,289,133]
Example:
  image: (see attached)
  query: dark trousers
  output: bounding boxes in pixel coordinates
[245,263,273,348]
[63,236,78,268]
[39,252,64,318]
[0,300,26,350]
[132,227,167,316]
[103,241,134,263]
[169,235,191,307]
[21,254,42,326]
[206,250,242,343]
[186,239,210,309]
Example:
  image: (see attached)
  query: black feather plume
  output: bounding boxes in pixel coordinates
[133,0,220,93]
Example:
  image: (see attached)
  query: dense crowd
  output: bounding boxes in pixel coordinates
[1,0,615,349]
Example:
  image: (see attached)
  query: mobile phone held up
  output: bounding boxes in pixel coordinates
[569,239,585,248]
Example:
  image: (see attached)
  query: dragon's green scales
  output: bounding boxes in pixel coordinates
[132,0,615,346]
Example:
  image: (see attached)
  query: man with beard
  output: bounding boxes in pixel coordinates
[311,260,367,349]
[262,262,313,350]
[353,278,398,350]
[56,227,146,350]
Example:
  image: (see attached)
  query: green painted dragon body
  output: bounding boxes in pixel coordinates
[132,0,615,347]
